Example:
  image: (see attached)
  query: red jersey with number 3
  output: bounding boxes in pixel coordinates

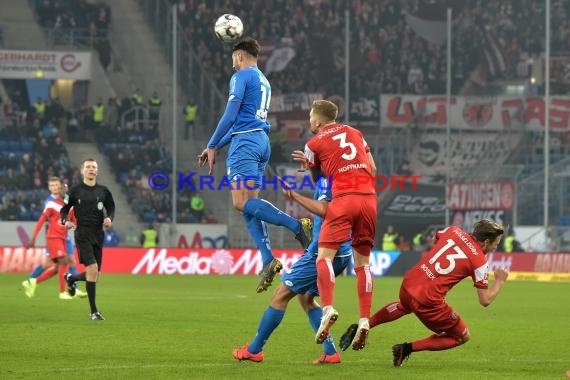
[305,123,375,197]
[403,226,489,306]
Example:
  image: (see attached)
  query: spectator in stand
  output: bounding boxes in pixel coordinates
[190,193,205,222]
[382,225,399,251]
[148,91,162,128]
[104,226,120,247]
[183,99,197,140]
[33,97,46,123]
[141,224,159,248]
[124,227,141,247]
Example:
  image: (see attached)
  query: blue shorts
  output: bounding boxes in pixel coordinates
[66,236,74,256]
[281,251,352,296]
[226,131,270,187]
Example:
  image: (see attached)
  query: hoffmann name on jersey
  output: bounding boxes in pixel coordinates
[304,124,376,196]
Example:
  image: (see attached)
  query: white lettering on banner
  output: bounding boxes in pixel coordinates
[0,247,44,272]
[131,248,305,275]
[0,49,92,80]
[229,249,260,275]
[380,95,570,130]
[401,133,520,184]
[386,195,446,215]
[132,249,214,275]
[453,210,505,234]
[448,182,514,210]
[370,252,392,275]
[486,253,513,272]
[534,254,570,272]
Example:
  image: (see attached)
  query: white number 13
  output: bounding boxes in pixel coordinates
[428,239,468,275]
[332,132,357,160]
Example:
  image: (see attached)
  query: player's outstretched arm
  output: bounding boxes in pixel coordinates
[279,177,327,217]
[477,268,509,307]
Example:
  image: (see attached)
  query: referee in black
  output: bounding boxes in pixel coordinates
[60,158,115,321]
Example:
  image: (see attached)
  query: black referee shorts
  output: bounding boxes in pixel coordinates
[75,228,104,269]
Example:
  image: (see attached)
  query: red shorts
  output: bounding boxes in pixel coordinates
[399,286,468,338]
[46,238,66,261]
[318,194,377,255]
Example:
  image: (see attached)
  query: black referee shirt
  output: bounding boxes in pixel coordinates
[60,182,115,229]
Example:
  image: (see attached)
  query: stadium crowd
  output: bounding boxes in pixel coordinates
[178,0,569,97]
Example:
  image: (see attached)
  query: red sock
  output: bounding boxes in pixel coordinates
[355,265,373,318]
[369,301,409,328]
[412,333,463,352]
[58,265,68,293]
[316,258,335,307]
[36,266,56,284]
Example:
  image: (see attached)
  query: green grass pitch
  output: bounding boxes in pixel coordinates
[0,273,568,379]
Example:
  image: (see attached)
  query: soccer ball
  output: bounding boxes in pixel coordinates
[214,14,243,43]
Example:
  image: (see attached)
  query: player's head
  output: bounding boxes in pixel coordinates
[310,100,338,133]
[48,176,63,197]
[81,158,98,181]
[471,219,505,254]
[232,37,260,71]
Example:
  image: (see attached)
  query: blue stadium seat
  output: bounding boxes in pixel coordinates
[21,141,33,152]
[0,141,8,151]
[559,216,570,226]
[20,211,33,221]
[8,141,20,151]
[143,211,156,223]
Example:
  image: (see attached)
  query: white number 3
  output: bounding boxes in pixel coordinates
[332,132,357,160]
[428,239,468,275]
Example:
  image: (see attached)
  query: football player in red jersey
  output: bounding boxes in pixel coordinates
[339,219,509,366]
[292,99,378,351]
[24,177,74,299]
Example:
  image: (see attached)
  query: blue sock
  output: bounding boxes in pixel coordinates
[248,306,286,354]
[243,213,274,266]
[30,265,44,279]
[68,265,77,276]
[243,199,300,234]
[308,307,337,355]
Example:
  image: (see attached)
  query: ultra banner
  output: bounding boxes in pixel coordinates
[0,247,400,277]
[0,49,92,80]
[381,94,570,130]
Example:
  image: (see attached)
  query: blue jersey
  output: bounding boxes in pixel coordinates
[208,66,271,149]
[281,177,352,296]
[307,178,352,256]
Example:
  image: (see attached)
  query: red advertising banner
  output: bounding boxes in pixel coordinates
[381,95,570,130]
[0,247,403,277]
[448,181,515,210]
[421,252,570,274]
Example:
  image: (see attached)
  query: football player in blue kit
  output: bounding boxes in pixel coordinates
[198,37,313,293]
[232,177,351,364]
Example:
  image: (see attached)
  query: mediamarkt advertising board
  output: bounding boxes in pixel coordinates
[0,247,400,277]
